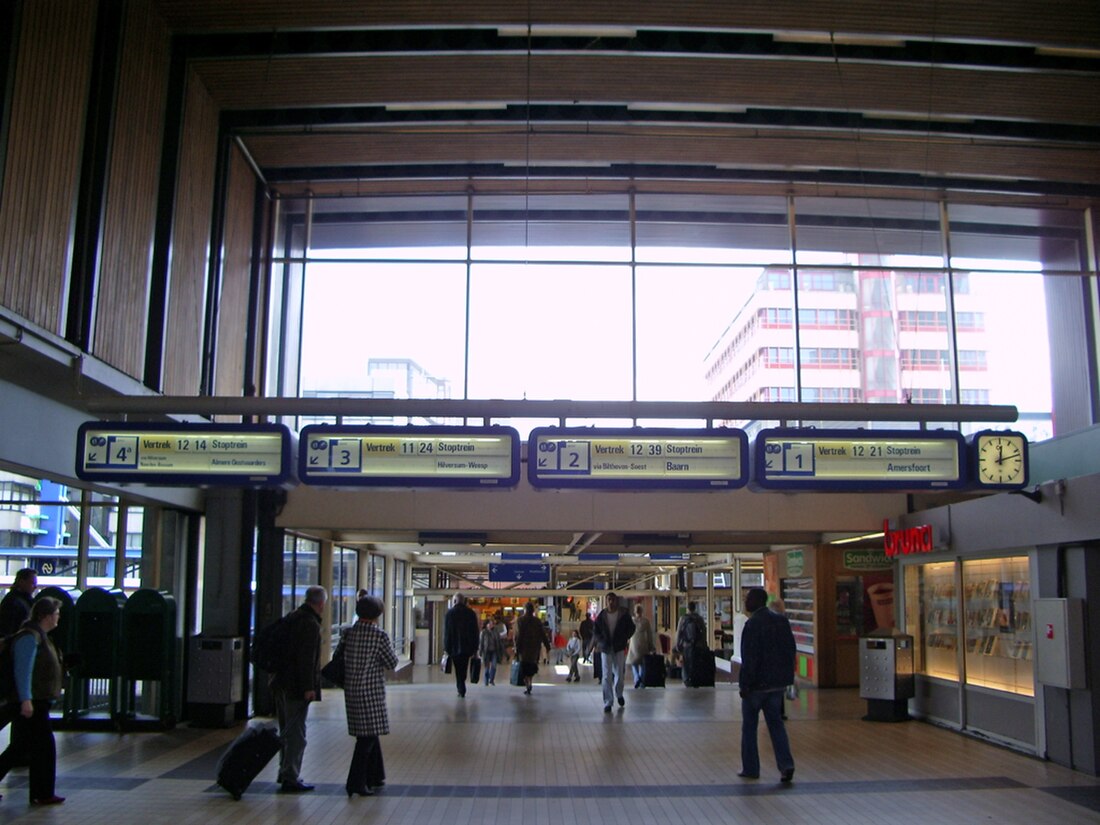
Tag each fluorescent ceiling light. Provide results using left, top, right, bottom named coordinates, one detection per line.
left=502, top=160, right=612, bottom=167
left=628, top=102, right=748, bottom=114
left=1035, top=46, right=1100, bottom=59
left=385, top=102, right=508, bottom=112
left=829, top=531, right=885, bottom=545
left=862, top=110, right=974, bottom=123
left=498, top=25, right=637, bottom=39
left=773, top=31, right=906, bottom=48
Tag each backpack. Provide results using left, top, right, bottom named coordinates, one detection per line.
left=683, top=614, right=704, bottom=647
left=250, top=615, right=291, bottom=673
left=0, top=629, right=35, bottom=704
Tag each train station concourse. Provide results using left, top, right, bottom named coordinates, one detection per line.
left=1, top=1, right=1100, bottom=820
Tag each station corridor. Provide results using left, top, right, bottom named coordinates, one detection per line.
left=0, top=662, right=1097, bottom=824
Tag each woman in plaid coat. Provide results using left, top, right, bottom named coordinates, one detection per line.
left=343, top=596, right=398, bottom=797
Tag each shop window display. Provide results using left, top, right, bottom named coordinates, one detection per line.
left=962, top=556, right=1033, bottom=697
left=904, top=562, right=959, bottom=681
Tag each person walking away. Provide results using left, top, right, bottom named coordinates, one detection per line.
left=592, top=592, right=635, bottom=712
left=564, top=630, right=583, bottom=682
left=514, top=602, right=551, bottom=695
left=271, top=585, right=326, bottom=793
left=738, top=587, right=796, bottom=783
left=478, top=618, right=502, bottom=685
left=626, top=603, right=656, bottom=688
left=0, top=568, right=37, bottom=759
left=578, top=613, right=594, bottom=662
left=443, top=593, right=480, bottom=697
left=0, top=597, right=65, bottom=804
left=343, top=596, right=398, bottom=797
left=675, top=601, right=708, bottom=687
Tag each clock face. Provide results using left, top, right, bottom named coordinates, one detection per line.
left=977, top=434, right=1026, bottom=485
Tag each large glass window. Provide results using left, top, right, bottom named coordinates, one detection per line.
left=282, top=534, right=320, bottom=616
left=467, top=263, right=633, bottom=400
left=332, top=546, right=359, bottom=631
left=279, top=192, right=1084, bottom=441
left=298, top=263, right=467, bottom=420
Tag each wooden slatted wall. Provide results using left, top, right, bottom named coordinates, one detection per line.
left=93, top=0, right=170, bottom=378
left=0, top=0, right=97, bottom=334
left=162, top=68, right=217, bottom=396
left=213, top=145, right=256, bottom=399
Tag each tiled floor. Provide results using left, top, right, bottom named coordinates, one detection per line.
left=1, top=661, right=1098, bottom=824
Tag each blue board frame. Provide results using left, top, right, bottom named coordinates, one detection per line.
left=298, top=424, right=521, bottom=488
left=76, top=421, right=292, bottom=486
left=528, top=426, right=749, bottom=490
left=751, top=427, right=968, bottom=491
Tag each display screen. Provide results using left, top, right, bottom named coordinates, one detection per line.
left=528, top=427, right=748, bottom=489
left=299, top=425, right=520, bottom=487
left=753, top=428, right=966, bottom=491
left=76, top=422, right=291, bottom=485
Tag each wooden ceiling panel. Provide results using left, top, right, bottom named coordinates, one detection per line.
left=193, top=53, right=1099, bottom=127
left=153, top=0, right=1100, bottom=51
left=242, top=129, right=1100, bottom=186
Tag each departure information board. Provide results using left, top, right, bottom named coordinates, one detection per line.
left=752, top=428, right=967, bottom=491
left=76, top=422, right=291, bottom=485
left=528, top=427, right=749, bottom=489
left=299, top=425, right=520, bottom=487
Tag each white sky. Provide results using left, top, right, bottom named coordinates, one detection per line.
left=298, top=248, right=1051, bottom=415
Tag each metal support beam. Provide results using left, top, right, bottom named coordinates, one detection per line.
left=82, top=395, right=1018, bottom=423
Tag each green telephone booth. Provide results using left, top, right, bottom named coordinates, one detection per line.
left=121, top=589, right=178, bottom=728
left=71, top=588, right=127, bottom=723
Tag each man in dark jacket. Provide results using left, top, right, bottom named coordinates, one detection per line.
left=592, top=592, right=635, bottom=713
left=675, top=601, right=709, bottom=687
left=738, top=587, right=796, bottom=783
left=273, top=585, right=326, bottom=793
left=0, top=568, right=37, bottom=637
left=443, top=593, right=480, bottom=697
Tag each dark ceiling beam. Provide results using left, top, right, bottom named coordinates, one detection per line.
left=259, top=161, right=1100, bottom=199
left=175, top=28, right=1100, bottom=74
left=223, top=104, right=1100, bottom=145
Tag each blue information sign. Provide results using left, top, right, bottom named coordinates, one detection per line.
left=489, top=563, right=550, bottom=583
left=76, top=422, right=292, bottom=486
left=752, top=428, right=967, bottom=491
left=299, top=425, right=520, bottom=487
left=528, top=427, right=749, bottom=489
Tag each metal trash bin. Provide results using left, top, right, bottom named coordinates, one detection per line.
left=860, top=633, right=914, bottom=722
left=187, top=636, right=244, bottom=727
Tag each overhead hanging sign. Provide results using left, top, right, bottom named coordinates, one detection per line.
left=76, top=422, right=292, bottom=485
left=299, top=425, right=520, bottom=487
left=489, top=562, right=550, bottom=583
left=752, top=428, right=966, bottom=491
left=527, top=427, right=749, bottom=489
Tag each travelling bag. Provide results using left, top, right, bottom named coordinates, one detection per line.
left=592, top=652, right=602, bottom=681
left=642, top=653, right=667, bottom=687
left=469, top=655, right=482, bottom=684
left=216, top=722, right=281, bottom=800
left=509, top=659, right=523, bottom=686
left=691, top=648, right=716, bottom=688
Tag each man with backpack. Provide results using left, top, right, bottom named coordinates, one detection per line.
left=270, top=586, right=326, bottom=793
left=675, top=601, right=710, bottom=687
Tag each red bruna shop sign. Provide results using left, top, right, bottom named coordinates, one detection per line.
left=883, top=519, right=939, bottom=557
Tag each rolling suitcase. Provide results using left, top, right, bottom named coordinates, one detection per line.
left=216, top=722, right=281, bottom=800
left=691, top=648, right=716, bottom=688
left=642, top=653, right=666, bottom=687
